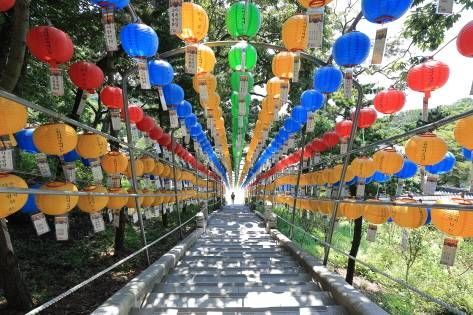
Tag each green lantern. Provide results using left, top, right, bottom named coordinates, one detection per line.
left=231, top=92, right=250, bottom=116
left=231, top=71, right=254, bottom=93
left=228, top=42, right=257, bottom=71
left=226, top=1, right=261, bottom=38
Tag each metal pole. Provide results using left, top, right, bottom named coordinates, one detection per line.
left=170, top=129, right=183, bottom=240
left=289, top=126, right=307, bottom=239
left=122, top=73, right=150, bottom=265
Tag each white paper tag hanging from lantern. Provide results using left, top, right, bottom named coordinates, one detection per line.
left=185, top=45, right=198, bottom=74
left=132, top=211, right=138, bottom=224
left=110, top=109, right=121, bottom=131
left=280, top=81, right=289, bottom=105
left=198, top=81, right=209, bottom=102
left=156, top=86, right=168, bottom=111
left=36, top=153, right=51, bottom=177
left=307, top=7, right=324, bottom=48
left=440, top=238, right=458, bottom=266
left=55, top=216, right=69, bottom=241
left=77, top=91, right=89, bottom=116
left=366, top=224, right=377, bottom=242
left=137, top=59, right=151, bottom=90
left=340, top=138, right=348, bottom=154
left=131, top=125, right=140, bottom=141
left=356, top=181, right=365, bottom=198
left=306, top=112, right=316, bottom=132
left=184, top=134, right=190, bottom=144
left=0, top=149, right=14, bottom=171
left=107, top=209, right=113, bottom=222
left=292, top=53, right=301, bottom=83
left=90, top=212, right=105, bottom=233
left=423, top=175, right=438, bottom=195
left=239, top=75, right=249, bottom=99
left=169, top=109, right=179, bottom=129
left=90, top=159, right=104, bottom=183
left=62, top=162, right=76, bottom=183
left=343, top=68, right=353, bottom=98
left=437, top=0, right=454, bottom=14
left=31, top=213, right=50, bottom=236
left=371, top=28, right=388, bottom=65
left=50, top=68, right=64, bottom=96
left=238, top=100, right=247, bottom=116
left=113, top=213, right=120, bottom=227
left=102, top=8, right=118, bottom=51
left=168, top=0, right=183, bottom=34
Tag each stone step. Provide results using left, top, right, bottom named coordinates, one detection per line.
left=175, top=259, right=300, bottom=269
left=141, top=292, right=335, bottom=309
left=164, top=273, right=313, bottom=285
left=184, top=252, right=291, bottom=259
left=170, top=266, right=305, bottom=276
left=192, top=243, right=279, bottom=250
left=185, top=248, right=286, bottom=255
left=153, top=282, right=322, bottom=294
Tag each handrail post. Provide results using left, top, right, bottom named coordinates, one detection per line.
left=170, top=129, right=183, bottom=240
left=289, top=126, right=307, bottom=239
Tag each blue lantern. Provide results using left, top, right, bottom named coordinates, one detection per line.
left=462, top=148, right=473, bottom=161
left=362, top=0, right=413, bottom=24
left=395, top=158, right=418, bottom=179
left=20, top=183, right=41, bottom=214
left=346, top=176, right=358, bottom=186
left=283, top=118, right=302, bottom=134
left=91, top=0, right=129, bottom=9
left=120, top=23, right=159, bottom=58
left=333, top=32, right=371, bottom=67
left=185, top=114, right=198, bottom=128
left=176, top=101, right=193, bottom=118
left=149, top=59, right=174, bottom=86
left=15, top=128, right=38, bottom=154
left=63, top=150, right=81, bottom=162
left=291, top=106, right=308, bottom=125
left=190, top=124, right=203, bottom=137
left=313, top=66, right=343, bottom=93
left=365, top=176, right=374, bottom=184
left=300, top=90, right=325, bottom=112
left=373, top=171, right=391, bottom=183
left=426, top=152, right=456, bottom=175
left=163, top=83, right=185, bottom=107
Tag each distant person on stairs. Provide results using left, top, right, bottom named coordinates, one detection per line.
left=231, top=192, right=235, bottom=204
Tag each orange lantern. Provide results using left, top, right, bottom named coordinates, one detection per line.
left=432, top=198, right=473, bottom=238
left=405, top=133, right=447, bottom=166
left=196, top=44, right=216, bottom=73
left=33, top=123, right=78, bottom=156
left=36, top=182, right=79, bottom=215
left=0, top=173, right=28, bottom=218
left=77, top=185, right=109, bottom=213
left=76, top=133, right=108, bottom=159
left=124, top=158, right=144, bottom=178
left=140, top=156, right=156, bottom=174
left=0, top=97, right=27, bottom=136
left=177, top=2, right=209, bottom=43
left=101, top=151, right=128, bottom=175
left=126, top=189, right=144, bottom=208
left=282, top=15, right=308, bottom=52
left=454, top=116, right=473, bottom=150
left=141, top=189, right=155, bottom=208
left=297, top=0, right=333, bottom=8
left=340, top=200, right=362, bottom=220
left=391, top=199, right=427, bottom=229
left=107, top=188, right=129, bottom=210
left=373, top=148, right=404, bottom=175
left=192, top=72, right=217, bottom=94
left=351, top=157, right=376, bottom=178
left=272, top=52, right=294, bottom=79
left=363, top=201, right=391, bottom=224
left=266, top=77, right=290, bottom=99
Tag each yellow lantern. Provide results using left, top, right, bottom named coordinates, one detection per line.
left=152, top=162, right=165, bottom=176
left=161, top=164, right=172, bottom=178
left=297, top=0, right=333, bottom=8
left=177, top=2, right=209, bottom=43
left=201, top=92, right=220, bottom=111
left=192, top=72, right=217, bottom=94
left=140, top=156, right=156, bottom=174
left=36, top=182, right=79, bottom=215
left=0, top=173, right=28, bottom=218
left=126, top=189, right=144, bottom=208
left=454, top=116, right=473, bottom=150
left=272, top=52, right=294, bottom=79
left=196, top=44, right=216, bottom=74
left=0, top=97, right=27, bottom=136
left=282, top=15, right=308, bottom=52
left=33, top=123, right=78, bottom=156
left=101, top=151, right=128, bottom=175
left=328, top=165, right=343, bottom=184
left=363, top=201, right=391, bottom=224
left=141, top=189, right=155, bottom=208
left=432, top=198, right=473, bottom=238
left=373, top=148, right=404, bottom=175
left=77, top=185, right=109, bottom=213
left=405, top=133, right=447, bottom=166
left=76, top=133, right=108, bottom=159
left=107, top=188, right=128, bottom=210
left=391, top=199, right=427, bottom=229
left=351, top=157, right=376, bottom=179
left=124, top=158, right=144, bottom=178
left=340, top=200, right=362, bottom=220
left=266, top=77, right=290, bottom=98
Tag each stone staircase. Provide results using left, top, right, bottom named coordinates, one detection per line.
left=130, top=205, right=348, bottom=315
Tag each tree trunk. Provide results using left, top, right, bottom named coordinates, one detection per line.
left=0, top=219, right=32, bottom=311
left=113, top=209, right=127, bottom=256
left=0, top=0, right=30, bottom=92
left=346, top=217, right=363, bottom=284
left=161, top=205, right=168, bottom=228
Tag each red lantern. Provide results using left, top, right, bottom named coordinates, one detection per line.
left=373, top=88, right=406, bottom=114
left=322, top=131, right=340, bottom=148
left=127, top=105, right=144, bottom=124
left=68, top=61, right=104, bottom=93
left=407, top=60, right=449, bottom=99
left=148, top=126, right=164, bottom=141
left=352, top=107, right=377, bottom=129
left=158, top=133, right=171, bottom=146
left=457, top=21, right=473, bottom=58
left=100, top=86, right=123, bottom=110
left=26, top=26, right=74, bottom=68
left=0, top=0, right=15, bottom=11
left=335, top=120, right=353, bottom=138
left=136, top=115, right=155, bottom=132
left=310, top=138, right=328, bottom=153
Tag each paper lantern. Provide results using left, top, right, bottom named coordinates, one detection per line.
left=391, top=199, right=427, bottom=229
left=405, top=133, right=447, bottom=166
left=195, top=44, right=216, bottom=73
left=177, top=2, right=209, bottom=43
left=76, top=133, right=108, bottom=159
left=322, top=132, right=340, bottom=148
left=373, top=148, right=404, bottom=175
left=333, top=32, right=371, bottom=67
left=158, top=133, right=171, bottom=146
left=432, top=198, right=473, bottom=237
left=457, top=20, right=473, bottom=57
left=335, top=120, right=353, bottom=139
left=162, top=83, right=185, bottom=108
left=36, top=182, right=79, bottom=215
left=124, top=158, right=144, bottom=178
left=107, top=188, right=128, bottom=210
left=351, top=157, right=376, bottom=178
left=266, top=77, right=290, bottom=98
left=0, top=173, right=28, bottom=218
left=127, top=105, right=144, bottom=124
left=309, top=138, right=328, bottom=153
left=340, top=200, right=363, bottom=220
left=363, top=201, right=390, bottom=224
left=462, top=148, right=473, bottom=161
left=149, top=59, right=174, bottom=86
left=136, top=115, right=155, bottom=132
left=226, top=1, right=262, bottom=38
left=454, top=116, right=473, bottom=150
left=0, top=96, right=28, bottom=136
left=395, top=159, right=418, bottom=179
left=126, top=189, right=144, bottom=208
left=15, top=128, right=38, bottom=153
left=282, top=15, right=308, bottom=52
left=297, top=0, right=332, bottom=8
left=373, top=88, right=406, bottom=114
left=78, top=185, right=109, bottom=213
left=68, top=61, right=104, bottom=93
left=291, top=106, right=308, bottom=124
left=228, top=42, right=257, bottom=71
left=140, top=156, right=155, bottom=174
left=120, top=23, right=158, bottom=57
left=407, top=60, right=449, bottom=99
left=300, top=89, right=325, bottom=112
left=91, top=0, right=129, bottom=8
left=26, top=26, right=74, bottom=68
left=149, top=126, right=164, bottom=141
left=373, top=171, right=391, bottom=183
left=192, top=72, right=217, bottom=94
left=426, top=152, right=456, bottom=175
left=33, top=123, right=78, bottom=156
left=176, top=101, right=193, bottom=119
left=231, top=71, right=254, bottom=92
left=101, top=151, right=128, bottom=175
left=272, top=52, right=294, bottom=79
left=313, top=66, right=343, bottom=93
left=141, top=189, right=155, bottom=207
left=0, top=0, right=15, bottom=11
left=351, top=107, right=377, bottom=129
left=361, top=0, right=413, bottom=24
left=100, top=86, right=123, bottom=110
